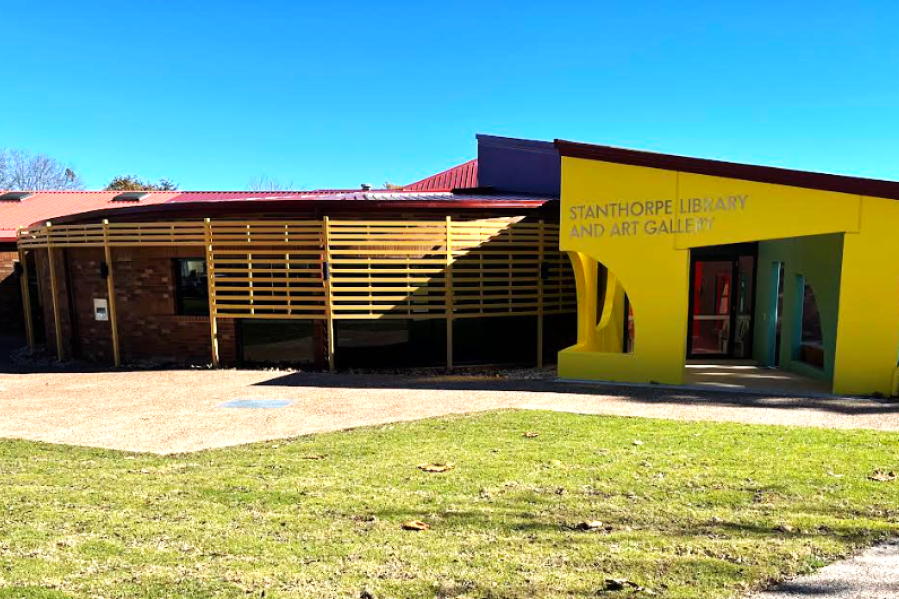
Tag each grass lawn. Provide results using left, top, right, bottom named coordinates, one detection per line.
left=0, top=411, right=897, bottom=599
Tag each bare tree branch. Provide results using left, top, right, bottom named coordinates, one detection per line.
left=0, top=149, right=8, bottom=189
left=246, top=175, right=298, bottom=192
left=0, top=149, right=85, bottom=190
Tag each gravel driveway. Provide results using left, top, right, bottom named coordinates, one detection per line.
left=1, top=364, right=899, bottom=453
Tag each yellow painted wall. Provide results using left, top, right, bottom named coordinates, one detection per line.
left=558, top=156, right=899, bottom=395
left=832, top=197, right=899, bottom=395
left=559, top=159, right=689, bottom=385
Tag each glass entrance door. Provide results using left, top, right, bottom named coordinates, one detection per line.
left=688, top=248, right=756, bottom=359
left=690, top=260, right=733, bottom=357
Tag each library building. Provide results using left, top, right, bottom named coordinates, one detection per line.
left=11, top=134, right=899, bottom=397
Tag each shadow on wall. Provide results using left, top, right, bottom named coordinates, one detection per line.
left=0, top=273, right=24, bottom=337
left=229, top=215, right=578, bottom=370
left=22, top=215, right=578, bottom=371
left=0, top=336, right=25, bottom=367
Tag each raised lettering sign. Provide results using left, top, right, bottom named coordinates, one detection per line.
left=568, top=195, right=748, bottom=239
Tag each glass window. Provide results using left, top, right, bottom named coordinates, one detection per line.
left=335, top=320, right=446, bottom=368
left=799, top=281, right=824, bottom=368
left=801, top=283, right=823, bottom=346
left=175, top=259, right=209, bottom=316
left=239, top=319, right=315, bottom=365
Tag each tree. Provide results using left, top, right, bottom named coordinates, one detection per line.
left=0, top=148, right=85, bottom=190
left=246, top=175, right=296, bottom=192
left=104, top=175, right=178, bottom=191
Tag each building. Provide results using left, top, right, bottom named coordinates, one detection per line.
left=17, top=134, right=898, bottom=397
left=14, top=135, right=577, bottom=369
left=1, top=191, right=182, bottom=339
left=556, top=139, right=899, bottom=397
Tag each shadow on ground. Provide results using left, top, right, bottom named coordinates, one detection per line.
left=255, top=371, right=899, bottom=416
left=4, top=336, right=899, bottom=418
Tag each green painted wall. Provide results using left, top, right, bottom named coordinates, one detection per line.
left=752, top=233, right=844, bottom=382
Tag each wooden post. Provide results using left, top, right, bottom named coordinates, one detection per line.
left=102, top=220, right=121, bottom=367
left=204, top=218, right=220, bottom=367
left=537, top=219, right=545, bottom=368
left=247, top=224, right=255, bottom=315
left=445, top=216, right=454, bottom=371
left=45, top=222, right=65, bottom=361
left=16, top=228, right=35, bottom=353
left=285, top=224, right=291, bottom=317
left=324, top=216, right=335, bottom=372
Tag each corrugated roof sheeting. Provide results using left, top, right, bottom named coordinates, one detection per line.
left=404, top=159, right=478, bottom=191
left=0, top=190, right=179, bottom=242
left=38, top=191, right=557, bottom=228
left=1, top=158, right=495, bottom=242
left=165, top=190, right=359, bottom=203
left=172, top=190, right=552, bottom=203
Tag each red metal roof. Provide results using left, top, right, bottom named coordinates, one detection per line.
left=404, top=159, right=478, bottom=191
left=0, top=189, right=364, bottom=241
left=165, top=190, right=361, bottom=203
left=0, top=190, right=180, bottom=243
left=44, top=191, right=555, bottom=227
left=0, top=160, right=486, bottom=241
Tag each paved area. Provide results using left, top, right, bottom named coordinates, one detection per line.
left=752, top=539, right=899, bottom=598
left=685, top=361, right=833, bottom=396
left=1, top=362, right=898, bottom=453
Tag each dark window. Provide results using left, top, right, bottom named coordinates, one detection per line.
left=454, top=315, right=537, bottom=366
left=800, top=282, right=823, bottom=347
left=175, top=259, right=209, bottom=316
left=799, top=281, right=824, bottom=369
left=335, top=319, right=446, bottom=369
left=239, top=319, right=315, bottom=366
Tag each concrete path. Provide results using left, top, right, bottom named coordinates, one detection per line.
left=753, top=539, right=899, bottom=598
left=1, top=365, right=898, bottom=453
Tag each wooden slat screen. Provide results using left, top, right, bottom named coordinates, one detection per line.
left=18, top=217, right=575, bottom=321
left=208, top=221, right=326, bottom=319
left=329, top=220, right=450, bottom=319
left=17, top=222, right=206, bottom=248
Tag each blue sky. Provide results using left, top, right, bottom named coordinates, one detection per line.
left=1, top=1, right=897, bottom=190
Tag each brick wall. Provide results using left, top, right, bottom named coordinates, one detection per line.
left=0, top=245, right=24, bottom=338
left=35, top=246, right=236, bottom=366
left=35, top=248, right=74, bottom=355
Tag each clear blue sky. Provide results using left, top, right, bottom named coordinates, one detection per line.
left=1, top=1, right=897, bottom=190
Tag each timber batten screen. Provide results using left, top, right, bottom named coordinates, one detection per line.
left=208, top=221, right=327, bottom=319
left=18, top=216, right=575, bottom=366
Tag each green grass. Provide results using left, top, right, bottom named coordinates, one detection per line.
left=0, top=411, right=897, bottom=598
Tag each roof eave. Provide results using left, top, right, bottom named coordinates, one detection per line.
left=30, top=198, right=553, bottom=228
left=554, top=139, right=899, bottom=201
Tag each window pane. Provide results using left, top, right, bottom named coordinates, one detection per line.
left=239, top=320, right=315, bottom=365
left=335, top=320, right=446, bottom=368
left=799, top=282, right=824, bottom=368
left=176, top=259, right=209, bottom=316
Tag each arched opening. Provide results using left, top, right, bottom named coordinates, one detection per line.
left=623, top=292, right=635, bottom=354
left=569, top=252, right=634, bottom=354
left=594, top=265, right=635, bottom=354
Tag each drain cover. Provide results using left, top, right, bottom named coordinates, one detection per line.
left=218, top=399, right=294, bottom=409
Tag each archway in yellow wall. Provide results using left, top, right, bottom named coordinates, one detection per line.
left=556, top=142, right=899, bottom=396
left=560, top=241, right=691, bottom=386
left=565, top=250, right=635, bottom=356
